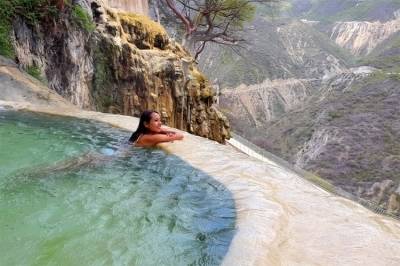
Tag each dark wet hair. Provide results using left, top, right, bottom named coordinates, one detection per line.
left=129, top=110, right=158, bottom=143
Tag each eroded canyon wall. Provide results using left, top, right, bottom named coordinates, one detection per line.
left=330, top=16, right=400, bottom=56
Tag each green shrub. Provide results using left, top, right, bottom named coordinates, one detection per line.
left=71, top=5, right=95, bottom=33
left=26, top=64, right=42, bottom=80
left=0, top=0, right=14, bottom=57
left=0, top=24, right=14, bottom=57
left=328, top=111, right=343, bottom=120
left=0, top=0, right=59, bottom=58
left=2, top=0, right=59, bottom=25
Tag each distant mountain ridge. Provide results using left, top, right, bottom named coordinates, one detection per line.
left=285, top=0, right=400, bottom=22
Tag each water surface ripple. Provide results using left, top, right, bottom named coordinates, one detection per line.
left=0, top=110, right=236, bottom=265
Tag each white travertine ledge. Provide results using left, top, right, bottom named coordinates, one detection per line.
left=1, top=99, right=400, bottom=266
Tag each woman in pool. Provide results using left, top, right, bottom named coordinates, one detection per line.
left=129, top=110, right=184, bottom=147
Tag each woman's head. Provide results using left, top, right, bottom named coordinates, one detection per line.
left=129, top=110, right=161, bottom=142
left=142, top=111, right=162, bottom=133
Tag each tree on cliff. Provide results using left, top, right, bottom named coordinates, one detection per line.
left=157, top=0, right=278, bottom=59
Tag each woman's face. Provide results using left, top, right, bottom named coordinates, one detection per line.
left=145, top=112, right=162, bottom=133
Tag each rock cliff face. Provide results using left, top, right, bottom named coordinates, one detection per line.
left=330, top=17, right=400, bottom=55
left=10, top=0, right=229, bottom=142
left=12, top=14, right=94, bottom=109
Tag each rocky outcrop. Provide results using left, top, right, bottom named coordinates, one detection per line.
left=9, top=0, right=229, bottom=142
left=330, top=17, right=400, bottom=55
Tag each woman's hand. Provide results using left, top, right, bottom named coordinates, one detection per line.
left=166, top=131, right=176, bottom=137
left=160, top=127, right=176, bottom=136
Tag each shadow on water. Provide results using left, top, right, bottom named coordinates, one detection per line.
left=0, top=110, right=236, bottom=266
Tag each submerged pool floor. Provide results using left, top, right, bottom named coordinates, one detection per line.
left=0, top=110, right=236, bottom=265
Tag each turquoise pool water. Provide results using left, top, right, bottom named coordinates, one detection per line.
left=0, top=110, right=236, bottom=265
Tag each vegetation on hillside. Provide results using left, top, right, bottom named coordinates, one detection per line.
left=26, top=64, right=43, bottom=80
left=0, top=0, right=56, bottom=57
left=0, top=0, right=95, bottom=57
left=71, top=4, right=95, bottom=32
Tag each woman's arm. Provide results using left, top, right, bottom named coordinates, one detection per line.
left=159, top=126, right=177, bottom=135
left=138, top=131, right=184, bottom=147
